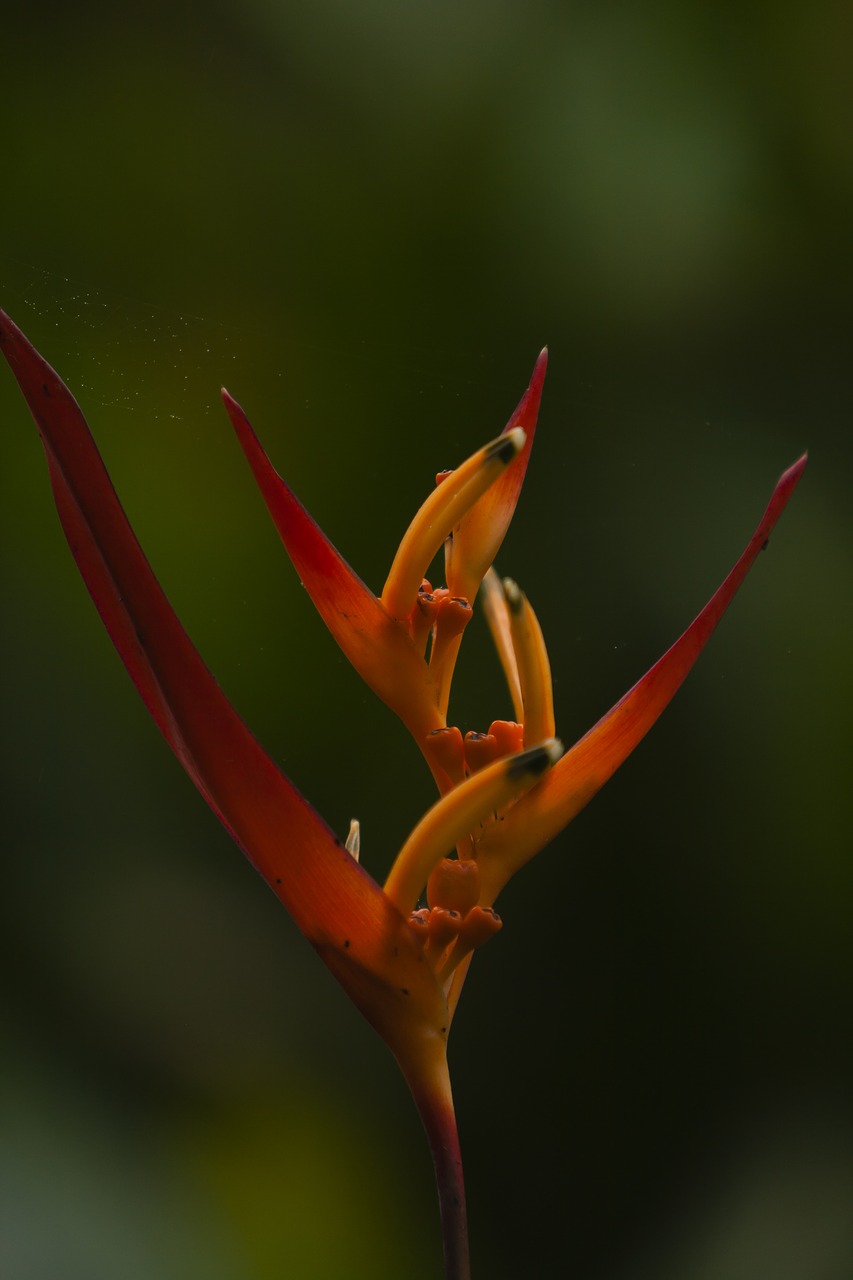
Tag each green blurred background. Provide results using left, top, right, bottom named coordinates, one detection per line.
left=2, top=2, right=851, bottom=1277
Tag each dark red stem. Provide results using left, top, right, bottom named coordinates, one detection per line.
left=404, top=1050, right=470, bottom=1280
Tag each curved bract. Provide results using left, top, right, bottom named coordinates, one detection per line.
left=0, top=309, right=445, bottom=1065
left=474, top=453, right=807, bottom=903
left=221, top=388, right=445, bottom=744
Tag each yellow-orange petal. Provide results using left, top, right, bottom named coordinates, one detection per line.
left=429, top=595, right=474, bottom=722
left=476, top=454, right=808, bottom=901
left=480, top=568, right=524, bottom=720
left=384, top=739, right=563, bottom=916
left=381, top=428, right=526, bottom=623
left=502, top=578, right=556, bottom=747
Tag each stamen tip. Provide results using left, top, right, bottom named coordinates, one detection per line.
left=502, top=577, right=523, bottom=613
left=345, top=818, right=361, bottom=861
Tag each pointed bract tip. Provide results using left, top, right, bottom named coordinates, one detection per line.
left=781, top=452, right=808, bottom=485
left=528, top=346, right=548, bottom=388
left=762, top=452, right=808, bottom=525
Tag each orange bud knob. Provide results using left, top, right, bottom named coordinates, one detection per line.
left=426, top=856, right=481, bottom=914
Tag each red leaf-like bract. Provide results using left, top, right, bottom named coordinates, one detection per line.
left=478, top=451, right=807, bottom=897
left=221, top=388, right=443, bottom=742
left=0, top=310, right=425, bottom=982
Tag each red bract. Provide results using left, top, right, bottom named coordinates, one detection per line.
left=1, top=307, right=806, bottom=1280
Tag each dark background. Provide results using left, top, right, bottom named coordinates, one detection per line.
left=2, top=3, right=851, bottom=1277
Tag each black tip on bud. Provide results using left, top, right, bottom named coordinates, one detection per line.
left=505, top=738, right=563, bottom=780
left=487, top=426, right=526, bottom=467
left=502, top=577, right=523, bottom=614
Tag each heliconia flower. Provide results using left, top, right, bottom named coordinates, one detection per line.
left=1, top=306, right=805, bottom=1280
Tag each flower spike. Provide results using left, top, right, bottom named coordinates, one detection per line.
left=475, top=452, right=808, bottom=902
left=3, top=306, right=805, bottom=1280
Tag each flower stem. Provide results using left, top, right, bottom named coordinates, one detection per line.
left=404, top=1048, right=470, bottom=1280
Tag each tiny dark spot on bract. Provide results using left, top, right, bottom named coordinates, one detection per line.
left=42, top=382, right=53, bottom=397
left=761, top=537, right=769, bottom=551
left=275, top=877, right=282, bottom=885
left=344, top=939, right=350, bottom=948
left=400, top=987, right=409, bottom=996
